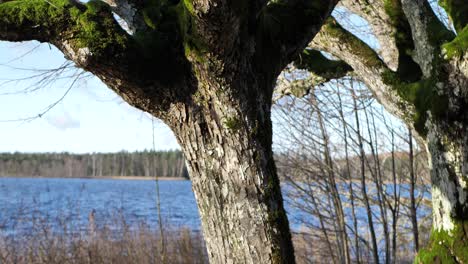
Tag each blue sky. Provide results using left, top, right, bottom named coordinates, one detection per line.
left=0, top=41, right=180, bottom=153
left=0, top=7, right=421, bottom=154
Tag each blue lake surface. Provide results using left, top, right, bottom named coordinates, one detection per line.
left=0, top=177, right=202, bottom=235
left=0, top=177, right=314, bottom=235
left=0, top=177, right=430, bottom=237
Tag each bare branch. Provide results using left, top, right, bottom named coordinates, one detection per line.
left=0, top=70, right=86, bottom=123
left=0, top=61, right=76, bottom=95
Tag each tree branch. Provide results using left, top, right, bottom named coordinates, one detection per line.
left=339, top=0, right=400, bottom=71
left=0, top=0, right=72, bottom=42
left=401, top=0, right=455, bottom=77
left=255, top=0, right=339, bottom=77
left=0, top=0, right=192, bottom=117
left=274, top=69, right=332, bottom=101
left=0, top=0, right=135, bottom=64
left=439, top=0, right=467, bottom=32
left=294, top=49, right=352, bottom=79
left=378, top=0, right=423, bottom=82
left=340, top=0, right=428, bottom=82
left=101, top=0, right=146, bottom=34
left=310, top=18, right=416, bottom=128
left=274, top=49, right=353, bottom=101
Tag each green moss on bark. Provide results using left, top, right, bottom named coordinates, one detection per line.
left=0, top=0, right=129, bottom=56
left=0, top=0, right=73, bottom=24
left=415, top=221, right=468, bottom=263
left=439, top=0, right=468, bottom=32
left=382, top=71, right=448, bottom=136
left=321, top=19, right=383, bottom=69
left=72, top=0, right=129, bottom=54
left=442, top=26, right=468, bottom=59
left=380, top=0, right=459, bottom=137
left=294, top=49, right=352, bottom=79
left=383, top=0, right=423, bottom=82
left=162, top=0, right=207, bottom=63
left=223, top=116, right=242, bottom=132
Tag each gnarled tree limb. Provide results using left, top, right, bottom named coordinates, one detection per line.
left=273, top=49, right=352, bottom=101
left=310, top=18, right=419, bottom=131
left=401, top=0, right=454, bottom=77
left=339, top=0, right=400, bottom=70
left=294, top=49, right=352, bottom=79
left=0, top=0, right=194, bottom=117
left=439, top=0, right=467, bottom=32
left=255, top=0, right=339, bottom=77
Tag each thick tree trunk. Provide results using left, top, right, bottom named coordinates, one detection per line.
left=165, top=68, right=295, bottom=263
left=415, top=120, right=468, bottom=263
left=414, top=55, right=468, bottom=262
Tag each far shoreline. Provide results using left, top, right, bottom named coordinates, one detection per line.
left=0, top=175, right=189, bottom=181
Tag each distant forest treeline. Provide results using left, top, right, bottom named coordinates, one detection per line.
left=0, top=151, right=189, bottom=179
left=0, top=150, right=428, bottom=182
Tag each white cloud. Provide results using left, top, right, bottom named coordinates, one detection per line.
left=46, top=111, right=80, bottom=130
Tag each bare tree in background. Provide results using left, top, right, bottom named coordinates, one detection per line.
left=274, top=79, right=432, bottom=263
left=408, top=128, right=420, bottom=252
left=275, top=0, right=467, bottom=260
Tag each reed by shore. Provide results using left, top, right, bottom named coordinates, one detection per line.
left=0, top=175, right=188, bottom=181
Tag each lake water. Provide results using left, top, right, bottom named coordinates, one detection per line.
left=0, top=177, right=314, bottom=236
left=0, top=177, right=202, bottom=235
left=0, top=177, right=430, bottom=237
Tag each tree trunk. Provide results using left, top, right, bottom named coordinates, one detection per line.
left=408, top=128, right=419, bottom=252
left=165, top=68, right=295, bottom=263
left=413, top=53, right=468, bottom=262
left=415, top=118, right=468, bottom=262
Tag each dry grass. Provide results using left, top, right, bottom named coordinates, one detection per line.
left=291, top=221, right=431, bottom=264
left=0, top=193, right=430, bottom=264
left=0, top=209, right=208, bottom=264
left=0, top=228, right=207, bottom=264
left=0, top=214, right=427, bottom=264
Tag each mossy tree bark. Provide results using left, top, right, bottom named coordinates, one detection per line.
left=0, top=0, right=339, bottom=262
left=287, top=0, right=467, bottom=262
